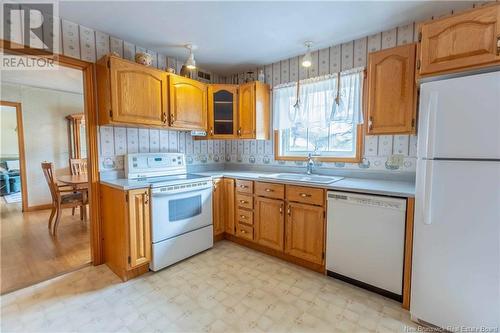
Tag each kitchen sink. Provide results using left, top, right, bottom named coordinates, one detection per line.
left=259, top=173, right=343, bottom=184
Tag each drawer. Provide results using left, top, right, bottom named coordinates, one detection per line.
left=236, top=208, right=253, bottom=225
left=286, top=185, right=324, bottom=206
left=236, top=179, right=253, bottom=194
left=236, top=193, right=253, bottom=210
left=236, top=223, right=253, bottom=241
left=255, top=182, right=284, bottom=199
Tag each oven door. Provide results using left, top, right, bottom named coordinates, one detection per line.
left=151, top=186, right=212, bottom=243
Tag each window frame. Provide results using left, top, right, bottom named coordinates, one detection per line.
left=273, top=72, right=366, bottom=163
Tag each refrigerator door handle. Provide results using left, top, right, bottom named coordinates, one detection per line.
left=422, top=161, right=434, bottom=225
left=425, top=92, right=439, bottom=159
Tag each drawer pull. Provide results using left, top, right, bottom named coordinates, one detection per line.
left=239, top=200, right=248, bottom=204
left=299, top=193, right=312, bottom=198
left=240, top=215, right=247, bottom=219
left=240, top=229, right=246, bottom=234
left=239, top=185, right=248, bottom=189
left=265, top=188, right=273, bottom=192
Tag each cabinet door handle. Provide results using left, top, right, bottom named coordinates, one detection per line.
left=162, top=112, right=167, bottom=124
left=170, top=113, right=175, bottom=125
left=144, top=192, right=149, bottom=205
left=287, top=205, right=291, bottom=216
left=299, top=193, right=311, bottom=198
left=209, top=127, right=214, bottom=136
left=237, top=127, right=242, bottom=136
left=280, top=204, right=283, bottom=214
left=265, top=188, right=273, bottom=192
left=368, top=116, right=373, bottom=130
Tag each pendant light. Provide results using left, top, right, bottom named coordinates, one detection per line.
left=184, top=44, right=196, bottom=70
left=301, top=41, right=313, bottom=68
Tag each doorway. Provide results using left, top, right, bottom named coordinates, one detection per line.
left=0, top=59, right=95, bottom=294
left=0, top=101, right=27, bottom=212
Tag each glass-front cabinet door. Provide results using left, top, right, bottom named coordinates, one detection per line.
left=207, top=84, right=238, bottom=138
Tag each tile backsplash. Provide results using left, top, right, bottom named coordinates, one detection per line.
left=98, top=126, right=417, bottom=175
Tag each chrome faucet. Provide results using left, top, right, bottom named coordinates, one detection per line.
left=306, top=153, right=314, bottom=175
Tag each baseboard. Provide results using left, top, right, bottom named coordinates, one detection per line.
left=26, top=204, right=53, bottom=211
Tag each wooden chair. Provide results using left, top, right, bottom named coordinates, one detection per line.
left=69, top=158, right=88, bottom=216
left=41, top=162, right=88, bottom=236
left=70, top=158, right=87, bottom=176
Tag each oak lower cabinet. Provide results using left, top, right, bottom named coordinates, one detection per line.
left=367, top=43, right=417, bottom=134
left=285, top=202, right=325, bottom=265
left=223, top=178, right=236, bottom=235
left=169, top=75, right=208, bottom=130
left=418, top=3, right=500, bottom=77
left=212, top=178, right=225, bottom=237
left=213, top=178, right=236, bottom=238
left=255, top=196, right=285, bottom=251
left=96, top=55, right=168, bottom=127
left=100, top=184, right=151, bottom=281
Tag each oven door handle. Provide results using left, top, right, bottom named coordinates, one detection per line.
left=151, top=186, right=212, bottom=196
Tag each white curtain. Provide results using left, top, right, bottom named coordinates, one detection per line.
left=273, top=68, right=364, bottom=130
left=331, top=68, right=364, bottom=124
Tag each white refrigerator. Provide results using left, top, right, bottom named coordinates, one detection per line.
left=411, top=70, right=500, bottom=329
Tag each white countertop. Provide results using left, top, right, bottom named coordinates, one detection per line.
left=100, top=170, right=415, bottom=197
left=194, top=171, right=415, bottom=198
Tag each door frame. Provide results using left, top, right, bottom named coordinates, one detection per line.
left=1, top=40, right=103, bottom=265
left=0, top=101, right=27, bottom=212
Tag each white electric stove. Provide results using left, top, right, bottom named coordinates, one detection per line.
left=125, top=153, right=213, bottom=271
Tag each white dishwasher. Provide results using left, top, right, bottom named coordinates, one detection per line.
left=326, top=191, right=407, bottom=301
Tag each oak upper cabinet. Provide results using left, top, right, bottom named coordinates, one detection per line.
left=208, top=85, right=238, bottom=138
left=418, top=4, right=500, bottom=77
left=127, top=189, right=152, bottom=268
left=367, top=43, right=417, bottom=134
left=212, top=178, right=225, bottom=237
left=285, top=202, right=324, bottom=265
left=223, top=178, right=236, bottom=235
left=96, top=55, right=168, bottom=127
left=100, top=184, right=151, bottom=281
left=169, top=75, right=208, bottom=130
left=238, top=81, right=270, bottom=140
left=255, top=196, right=284, bottom=251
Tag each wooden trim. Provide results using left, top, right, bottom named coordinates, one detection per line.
left=273, top=125, right=363, bottom=163
left=1, top=41, right=103, bottom=265
left=214, top=233, right=225, bottom=242
left=0, top=101, right=28, bottom=212
left=402, top=197, right=415, bottom=310
left=224, top=233, right=325, bottom=273
left=25, top=203, right=53, bottom=212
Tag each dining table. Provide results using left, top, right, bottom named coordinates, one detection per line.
left=57, top=174, right=88, bottom=187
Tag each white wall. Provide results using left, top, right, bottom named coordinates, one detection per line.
left=1, top=83, right=84, bottom=207
left=0, top=106, right=19, bottom=158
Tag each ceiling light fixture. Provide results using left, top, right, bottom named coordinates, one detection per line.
left=301, top=41, right=313, bottom=68
left=184, top=44, right=197, bottom=70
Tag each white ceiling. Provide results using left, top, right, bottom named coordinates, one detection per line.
left=1, top=65, right=83, bottom=94
left=59, top=1, right=478, bottom=75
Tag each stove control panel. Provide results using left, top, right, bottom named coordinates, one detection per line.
left=125, top=153, right=186, bottom=179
